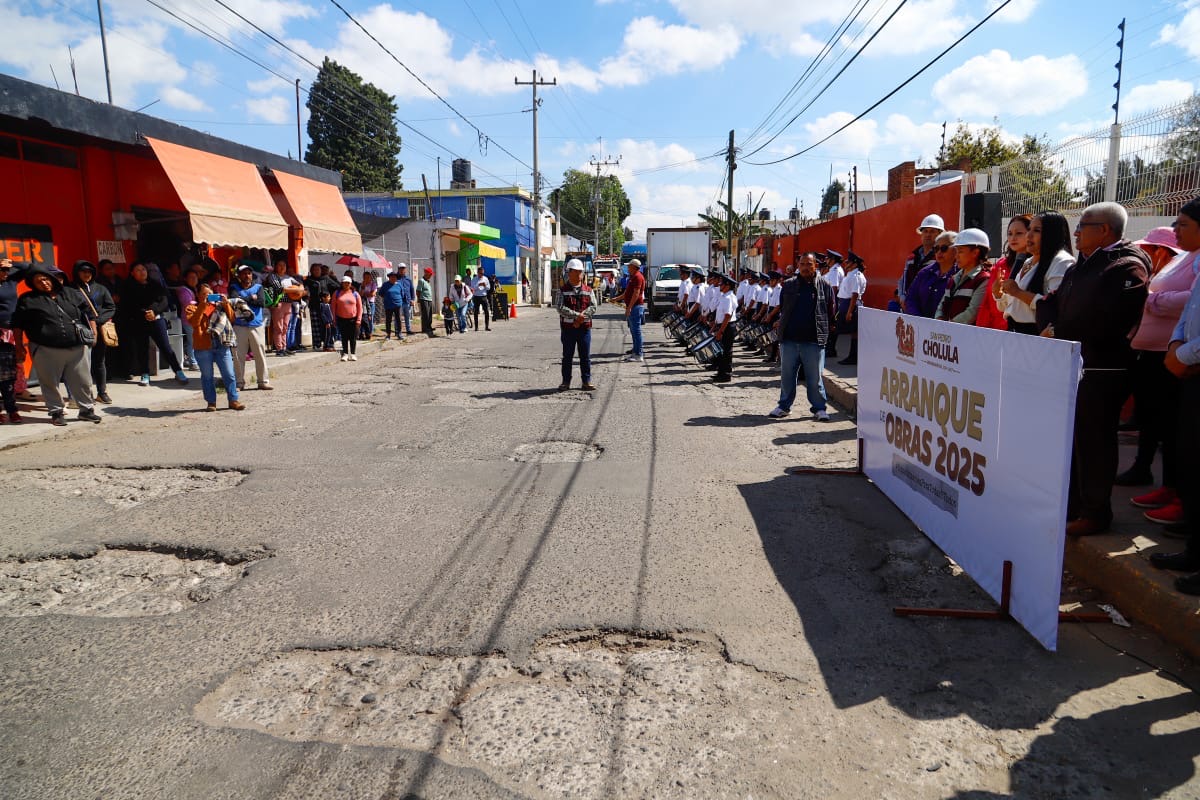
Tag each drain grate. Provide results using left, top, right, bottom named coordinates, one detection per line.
left=511, top=441, right=603, bottom=463
left=0, top=545, right=265, bottom=617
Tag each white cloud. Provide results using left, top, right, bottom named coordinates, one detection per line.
left=805, top=111, right=880, bottom=154
left=1123, top=80, right=1196, bottom=114
left=245, top=96, right=291, bottom=123
left=1158, top=4, right=1200, bottom=60
left=161, top=86, right=211, bottom=112
left=857, top=0, right=972, bottom=57
left=596, top=17, right=740, bottom=87
left=988, top=0, right=1040, bottom=23
left=246, top=76, right=280, bottom=94
left=932, top=50, right=1087, bottom=117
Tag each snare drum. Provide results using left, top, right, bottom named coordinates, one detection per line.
left=683, top=323, right=709, bottom=349
left=688, top=335, right=724, bottom=365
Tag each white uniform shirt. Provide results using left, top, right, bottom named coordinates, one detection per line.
left=767, top=283, right=782, bottom=307
left=715, top=289, right=737, bottom=324
left=687, top=281, right=707, bottom=306
left=736, top=279, right=751, bottom=305
left=677, top=279, right=691, bottom=304
left=700, top=284, right=717, bottom=314
left=837, top=268, right=867, bottom=300
left=826, top=264, right=844, bottom=291
left=752, top=284, right=768, bottom=305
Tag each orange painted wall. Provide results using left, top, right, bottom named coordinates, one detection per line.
left=789, top=184, right=961, bottom=310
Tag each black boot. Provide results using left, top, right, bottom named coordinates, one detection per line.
left=839, top=339, right=857, bottom=365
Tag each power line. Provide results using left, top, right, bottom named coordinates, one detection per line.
left=741, top=0, right=910, bottom=161
left=745, top=0, right=1015, bottom=167
left=326, top=0, right=534, bottom=172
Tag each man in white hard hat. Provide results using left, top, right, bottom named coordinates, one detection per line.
left=898, top=213, right=945, bottom=303
left=556, top=258, right=598, bottom=391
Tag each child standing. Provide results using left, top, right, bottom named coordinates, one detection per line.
left=442, top=296, right=456, bottom=335
left=319, top=293, right=336, bottom=352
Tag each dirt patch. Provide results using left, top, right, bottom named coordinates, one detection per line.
left=195, top=629, right=809, bottom=799
left=4, top=466, right=247, bottom=510
left=0, top=545, right=265, bottom=617
left=511, top=441, right=603, bottom=463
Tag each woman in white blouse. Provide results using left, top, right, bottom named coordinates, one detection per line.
left=997, top=211, right=1076, bottom=335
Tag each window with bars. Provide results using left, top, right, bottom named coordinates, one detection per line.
left=467, top=196, right=485, bottom=222
left=408, top=199, right=427, bottom=220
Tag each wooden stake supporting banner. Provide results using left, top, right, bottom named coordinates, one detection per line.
left=894, top=560, right=1114, bottom=625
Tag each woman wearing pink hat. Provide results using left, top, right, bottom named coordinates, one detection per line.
left=1118, top=225, right=1196, bottom=526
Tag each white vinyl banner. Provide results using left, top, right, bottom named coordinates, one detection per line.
left=857, top=308, right=1083, bottom=650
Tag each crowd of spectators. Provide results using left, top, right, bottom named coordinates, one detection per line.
left=892, top=198, right=1200, bottom=596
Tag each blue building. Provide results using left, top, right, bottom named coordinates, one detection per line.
left=343, top=187, right=535, bottom=286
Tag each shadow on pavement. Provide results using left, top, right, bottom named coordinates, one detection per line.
left=771, top=427, right=857, bottom=447
left=738, top=471, right=1200, bottom=796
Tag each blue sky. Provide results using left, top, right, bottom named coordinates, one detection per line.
left=4, top=0, right=1200, bottom=237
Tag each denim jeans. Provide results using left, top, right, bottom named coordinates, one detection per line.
left=778, top=339, right=827, bottom=413
left=180, top=320, right=195, bottom=366
left=402, top=303, right=414, bottom=334
left=195, top=345, right=239, bottom=405
left=627, top=304, right=645, bottom=355
left=560, top=325, right=591, bottom=384
left=455, top=304, right=469, bottom=332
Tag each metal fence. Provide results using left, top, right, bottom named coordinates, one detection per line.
left=986, top=96, right=1200, bottom=220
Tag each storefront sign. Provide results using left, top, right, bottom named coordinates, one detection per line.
left=96, top=240, right=127, bottom=263
left=857, top=308, right=1083, bottom=650
left=0, top=223, right=54, bottom=266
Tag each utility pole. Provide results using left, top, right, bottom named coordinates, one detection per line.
left=1105, top=18, right=1126, bottom=202
left=295, top=79, right=302, bottom=160
left=852, top=166, right=859, bottom=213
left=97, top=0, right=113, bottom=104
left=589, top=153, right=621, bottom=259
left=515, top=70, right=556, bottom=304
left=726, top=130, right=736, bottom=272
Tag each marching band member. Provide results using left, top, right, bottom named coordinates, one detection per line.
left=673, top=265, right=692, bottom=312
left=683, top=267, right=709, bottom=321
left=711, top=273, right=738, bottom=383
left=736, top=267, right=753, bottom=311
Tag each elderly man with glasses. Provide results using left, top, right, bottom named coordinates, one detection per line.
left=1038, top=202, right=1150, bottom=538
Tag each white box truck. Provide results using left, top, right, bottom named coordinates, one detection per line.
left=646, top=227, right=711, bottom=319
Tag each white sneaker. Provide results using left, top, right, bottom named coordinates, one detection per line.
left=768, top=407, right=790, bottom=418
left=349, top=354, right=358, bottom=361
left=816, top=409, right=831, bottom=422
left=340, top=354, right=349, bottom=362
left=622, top=354, right=643, bottom=362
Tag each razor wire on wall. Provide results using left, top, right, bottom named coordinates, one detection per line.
left=989, top=95, right=1200, bottom=219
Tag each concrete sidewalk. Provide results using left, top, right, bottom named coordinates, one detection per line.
left=820, top=361, right=1200, bottom=662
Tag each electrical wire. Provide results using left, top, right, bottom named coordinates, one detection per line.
left=740, top=0, right=910, bottom=161
left=326, top=0, right=534, bottom=172
left=744, top=0, right=1015, bottom=167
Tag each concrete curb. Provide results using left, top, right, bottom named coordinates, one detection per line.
left=824, top=376, right=1200, bottom=662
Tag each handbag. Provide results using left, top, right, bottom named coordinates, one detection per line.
left=54, top=293, right=96, bottom=347
left=79, top=289, right=118, bottom=346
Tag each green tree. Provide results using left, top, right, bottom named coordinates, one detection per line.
left=819, top=180, right=844, bottom=219
left=305, top=58, right=402, bottom=192
left=1083, top=155, right=1162, bottom=208
left=549, top=169, right=631, bottom=252
left=1164, top=93, right=1200, bottom=164
left=1004, top=134, right=1071, bottom=213
left=940, top=123, right=1021, bottom=171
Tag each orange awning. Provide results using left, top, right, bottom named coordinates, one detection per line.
left=145, top=137, right=288, bottom=249
left=270, top=170, right=362, bottom=255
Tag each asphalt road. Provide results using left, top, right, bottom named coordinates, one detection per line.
left=1, top=305, right=1198, bottom=799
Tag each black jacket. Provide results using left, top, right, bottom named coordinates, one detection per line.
left=1038, top=240, right=1149, bottom=369
left=75, top=280, right=115, bottom=325
left=117, top=277, right=170, bottom=322
left=12, top=272, right=90, bottom=348
left=778, top=273, right=836, bottom=346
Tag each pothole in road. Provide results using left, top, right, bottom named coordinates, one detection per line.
left=510, top=441, right=603, bottom=463
left=0, top=544, right=267, bottom=617
left=195, top=629, right=806, bottom=799
left=4, top=466, right=247, bottom=510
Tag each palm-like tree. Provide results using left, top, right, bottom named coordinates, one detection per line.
left=699, top=200, right=771, bottom=248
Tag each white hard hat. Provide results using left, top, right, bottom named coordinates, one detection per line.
left=566, top=258, right=585, bottom=272
left=917, top=214, right=946, bottom=233
left=954, top=227, right=990, bottom=249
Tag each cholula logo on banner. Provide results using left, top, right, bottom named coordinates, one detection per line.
left=895, top=317, right=915, bottom=358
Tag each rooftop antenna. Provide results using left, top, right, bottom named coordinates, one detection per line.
left=68, top=46, right=80, bottom=95
left=49, top=64, right=61, bottom=91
